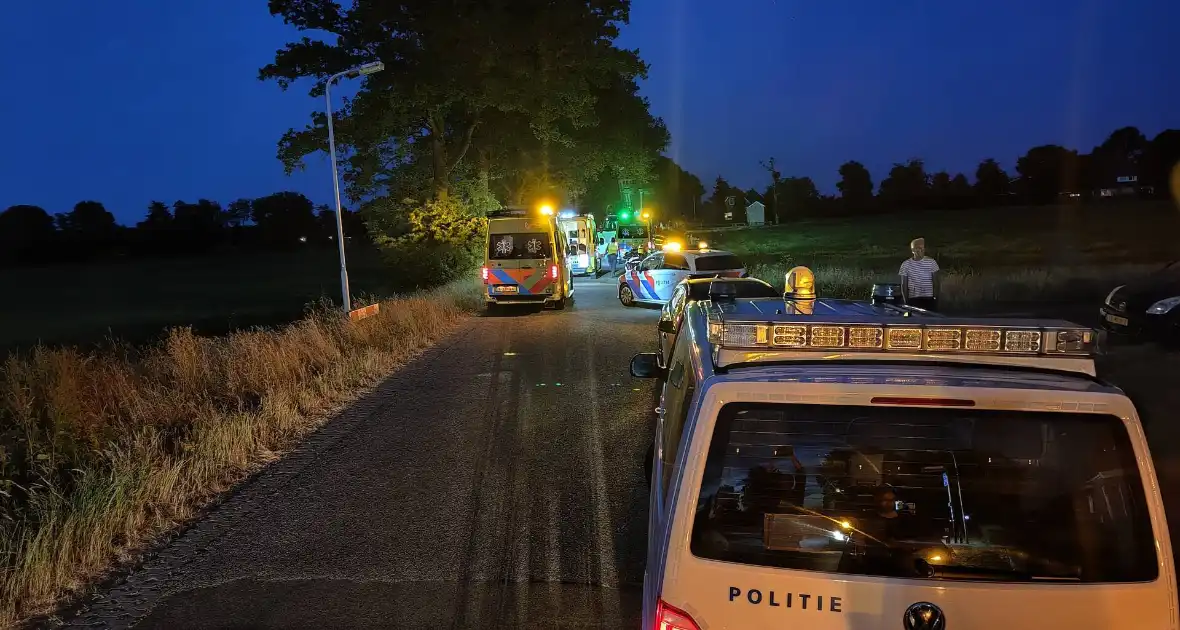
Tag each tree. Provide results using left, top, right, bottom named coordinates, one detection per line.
left=0, top=205, right=56, bottom=264
left=705, top=176, right=739, bottom=224
left=1015, top=145, right=1079, bottom=203
left=949, top=173, right=972, bottom=208
left=261, top=0, right=646, bottom=203
left=1144, top=129, right=1180, bottom=197
left=251, top=192, right=318, bottom=247
left=774, top=176, right=820, bottom=218
left=55, top=201, right=117, bottom=238
left=223, top=198, right=253, bottom=228
left=137, top=201, right=173, bottom=231
left=760, top=157, right=782, bottom=223
left=1092, top=126, right=1148, bottom=186
left=974, top=158, right=1010, bottom=202
left=878, top=159, right=929, bottom=209
left=646, top=155, right=705, bottom=221
left=836, top=161, right=874, bottom=210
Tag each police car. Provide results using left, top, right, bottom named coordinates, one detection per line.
left=657, top=277, right=779, bottom=367
left=619, top=243, right=747, bottom=307
left=630, top=268, right=1175, bottom=630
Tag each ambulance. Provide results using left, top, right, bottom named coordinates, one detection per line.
left=558, top=211, right=598, bottom=276
left=630, top=270, right=1175, bottom=630
left=481, top=207, right=573, bottom=310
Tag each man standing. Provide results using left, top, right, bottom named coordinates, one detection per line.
left=606, top=237, right=620, bottom=273
left=899, top=237, right=940, bottom=310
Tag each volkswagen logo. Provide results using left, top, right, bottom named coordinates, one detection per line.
left=903, top=601, right=946, bottom=630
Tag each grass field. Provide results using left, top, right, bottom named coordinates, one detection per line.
left=699, top=202, right=1180, bottom=308
left=0, top=246, right=402, bottom=353
left=702, top=202, right=1180, bottom=269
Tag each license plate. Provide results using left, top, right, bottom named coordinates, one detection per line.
left=494, top=285, right=518, bottom=294
left=1104, top=313, right=1129, bottom=326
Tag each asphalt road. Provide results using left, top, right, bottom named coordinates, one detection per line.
left=61, top=275, right=661, bottom=630
left=54, top=276, right=1180, bottom=629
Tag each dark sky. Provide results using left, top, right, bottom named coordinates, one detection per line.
left=2, top=1, right=1177, bottom=225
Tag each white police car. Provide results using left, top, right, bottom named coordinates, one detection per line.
left=630, top=272, right=1175, bottom=630
left=619, top=244, right=747, bottom=307
left=657, top=276, right=780, bottom=367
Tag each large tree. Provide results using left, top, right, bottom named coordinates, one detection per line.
left=1015, top=145, right=1079, bottom=203
left=55, top=201, right=118, bottom=243
left=878, top=159, right=929, bottom=209
left=0, top=205, right=56, bottom=264
left=974, top=158, right=1010, bottom=201
left=251, top=192, right=318, bottom=247
left=261, top=0, right=648, bottom=206
left=836, top=161, right=874, bottom=209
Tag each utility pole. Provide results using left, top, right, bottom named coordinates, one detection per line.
left=760, top=157, right=781, bottom=224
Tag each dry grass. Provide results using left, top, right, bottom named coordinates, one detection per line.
left=0, top=281, right=483, bottom=628
left=749, top=262, right=1164, bottom=310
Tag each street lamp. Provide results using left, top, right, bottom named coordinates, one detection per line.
left=641, top=210, right=653, bottom=250
left=325, top=60, right=384, bottom=311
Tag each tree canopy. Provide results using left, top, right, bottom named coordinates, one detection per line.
left=260, top=0, right=665, bottom=217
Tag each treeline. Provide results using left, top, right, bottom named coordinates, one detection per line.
left=694, top=125, right=1180, bottom=225
left=0, top=192, right=367, bottom=267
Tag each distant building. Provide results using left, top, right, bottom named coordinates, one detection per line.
left=1098, top=157, right=1154, bottom=198
left=745, top=200, right=766, bottom=226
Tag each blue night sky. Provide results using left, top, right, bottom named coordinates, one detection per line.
left=2, top=0, right=1177, bottom=225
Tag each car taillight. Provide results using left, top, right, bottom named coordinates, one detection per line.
left=655, top=599, right=700, bottom=630
left=481, top=266, right=489, bottom=283
left=551, top=265, right=558, bottom=279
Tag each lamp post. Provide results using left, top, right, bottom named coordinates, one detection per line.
left=325, top=60, right=384, bottom=311
left=641, top=210, right=653, bottom=250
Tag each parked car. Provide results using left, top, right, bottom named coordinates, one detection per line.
left=618, top=248, right=747, bottom=307
left=1099, top=261, right=1180, bottom=346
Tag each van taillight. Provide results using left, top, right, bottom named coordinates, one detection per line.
left=550, top=265, right=558, bottom=279
left=481, top=266, right=489, bottom=283
left=655, top=599, right=699, bottom=630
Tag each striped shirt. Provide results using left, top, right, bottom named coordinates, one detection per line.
left=899, top=257, right=939, bottom=297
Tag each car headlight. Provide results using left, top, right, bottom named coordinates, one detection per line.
left=1147, top=296, right=1180, bottom=315
left=1104, top=285, right=1124, bottom=306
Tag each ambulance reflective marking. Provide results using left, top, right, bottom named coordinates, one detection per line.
left=728, top=587, right=843, bottom=612
left=489, top=267, right=553, bottom=294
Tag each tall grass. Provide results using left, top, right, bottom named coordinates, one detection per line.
left=0, top=281, right=483, bottom=627
left=749, top=262, right=1162, bottom=309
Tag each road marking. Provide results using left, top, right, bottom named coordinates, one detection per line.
left=585, top=346, right=621, bottom=596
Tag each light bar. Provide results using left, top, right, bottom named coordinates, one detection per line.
left=707, top=321, right=1097, bottom=357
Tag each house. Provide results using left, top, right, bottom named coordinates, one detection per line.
left=745, top=200, right=766, bottom=226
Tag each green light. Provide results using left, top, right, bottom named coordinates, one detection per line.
left=618, top=211, right=630, bottom=220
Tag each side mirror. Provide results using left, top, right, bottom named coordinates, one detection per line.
left=630, top=353, right=665, bottom=379
left=657, top=319, right=676, bottom=334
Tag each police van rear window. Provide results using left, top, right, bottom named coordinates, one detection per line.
left=488, top=232, right=552, bottom=260
left=693, top=254, right=743, bottom=271
left=690, top=403, right=1157, bottom=583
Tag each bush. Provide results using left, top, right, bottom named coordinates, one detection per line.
left=366, top=196, right=487, bottom=293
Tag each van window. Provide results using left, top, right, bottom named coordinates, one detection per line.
left=660, top=339, right=697, bottom=496
left=691, top=403, right=1157, bottom=583
left=489, top=232, right=552, bottom=260
left=692, top=254, right=743, bottom=272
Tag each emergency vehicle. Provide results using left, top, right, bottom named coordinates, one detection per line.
left=631, top=268, right=1175, bottom=630
left=481, top=207, right=573, bottom=310
left=557, top=211, right=598, bottom=276
left=618, top=244, right=747, bottom=307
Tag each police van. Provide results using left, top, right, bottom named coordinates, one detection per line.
left=630, top=269, right=1175, bottom=630
left=482, top=207, right=573, bottom=310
